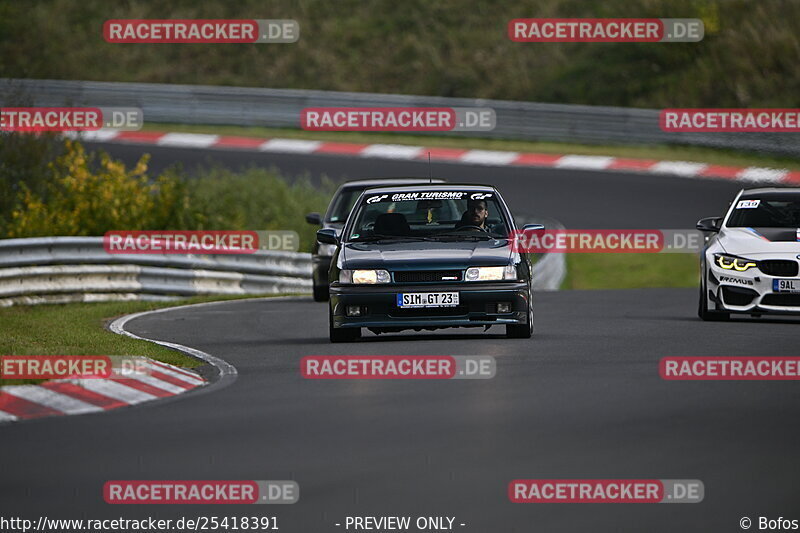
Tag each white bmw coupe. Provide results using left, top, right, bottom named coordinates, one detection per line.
left=698, top=187, right=800, bottom=320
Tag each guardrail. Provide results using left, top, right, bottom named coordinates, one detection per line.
left=517, top=215, right=566, bottom=292
left=0, top=233, right=562, bottom=306
left=2, top=78, right=798, bottom=157
left=0, top=237, right=311, bottom=306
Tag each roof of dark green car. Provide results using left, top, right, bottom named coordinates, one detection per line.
left=361, top=183, right=497, bottom=194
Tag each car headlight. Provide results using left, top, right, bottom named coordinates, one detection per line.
left=714, top=254, right=757, bottom=272
left=465, top=265, right=517, bottom=281
left=339, top=269, right=391, bottom=284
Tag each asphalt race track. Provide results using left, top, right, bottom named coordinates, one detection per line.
left=3, top=291, right=800, bottom=532
left=1, top=147, right=795, bottom=532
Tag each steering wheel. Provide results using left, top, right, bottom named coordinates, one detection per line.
left=457, top=224, right=489, bottom=232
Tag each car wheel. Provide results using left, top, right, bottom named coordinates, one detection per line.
left=506, top=289, right=533, bottom=339
left=698, top=270, right=730, bottom=321
left=329, top=305, right=361, bottom=342
left=313, top=282, right=329, bottom=302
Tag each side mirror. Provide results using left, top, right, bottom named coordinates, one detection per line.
left=696, top=217, right=722, bottom=233
left=521, top=223, right=545, bottom=231
left=305, top=212, right=322, bottom=225
left=316, top=228, right=339, bottom=245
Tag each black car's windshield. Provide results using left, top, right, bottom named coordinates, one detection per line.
left=326, top=187, right=364, bottom=223
left=726, top=196, right=800, bottom=228
left=346, top=190, right=510, bottom=241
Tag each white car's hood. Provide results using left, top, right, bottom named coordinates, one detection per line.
left=718, top=227, right=800, bottom=256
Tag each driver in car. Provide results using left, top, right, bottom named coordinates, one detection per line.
left=455, top=198, right=489, bottom=230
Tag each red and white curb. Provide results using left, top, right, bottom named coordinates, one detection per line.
left=0, top=359, right=206, bottom=423
left=0, top=300, right=240, bottom=424
left=68, top=129, right=800, bottom=184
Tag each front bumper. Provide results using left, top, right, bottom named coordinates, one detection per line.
left=329, top=281, right=530, bottom=330
left=707, top=264, right=800, bottom=314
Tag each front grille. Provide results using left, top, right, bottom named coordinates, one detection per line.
left=389, top=305, right=468, bottom=317
left=758, top=260, right=799, bottom=277
left=393, top=270, right=462, bottom=283
left=721, top=286, right=758, bottom=306
left=761, top=294, right=800, bottom=307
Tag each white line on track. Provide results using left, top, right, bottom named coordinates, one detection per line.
left=109, top=302, right=240, bottom=391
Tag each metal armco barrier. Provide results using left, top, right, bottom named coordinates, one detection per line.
left=0, top=237, right=312, bottom=306
left=518, top=215, right=566, bottom=292
left=2, top=78, right=798, bottom=156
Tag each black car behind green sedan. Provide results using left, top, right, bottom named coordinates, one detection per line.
left=316, top=184, right=543, bottom=342
left=305, top=178, right=444, bottom=301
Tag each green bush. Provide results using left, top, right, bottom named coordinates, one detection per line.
left=6, top=140, right=187, bottom=237
left=0, top=132, right=65, bottom=229
left=185, top=166, right=334, bottom=252
left=1, top=137, right=333, bottom=252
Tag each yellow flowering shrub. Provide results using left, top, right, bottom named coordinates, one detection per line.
left=2, top=138, right=332, bottom=251
left=6, top=140, right=189, bottom=237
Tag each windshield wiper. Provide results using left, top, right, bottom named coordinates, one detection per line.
left=351, top=234, right=434, bottom=243
left=429, top=231, right=498, bottom=241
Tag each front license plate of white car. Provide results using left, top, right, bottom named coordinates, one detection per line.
left=773, top=279, right=800, bottom=293
left=397, top=292, right=459, bottom=308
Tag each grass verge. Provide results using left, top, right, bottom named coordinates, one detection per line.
left=562, top=253, right=699, bottom=290
left=0, top=294, right=295, bottom=386
left=142, top=123, right=800, bottom=171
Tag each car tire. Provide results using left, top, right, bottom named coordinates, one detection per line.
left=313, top=283, right=329, bottom=302
left=329, top=306, right=361, bottom=342
left=698, top=272, right=730, bottom=321
left=506, top=289, right=534, bottom=339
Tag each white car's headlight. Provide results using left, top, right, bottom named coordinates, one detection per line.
left=340, top=269, right=391, bottom=284
left=714, top=254, right=757, bottom=272
left=465, top=265, right=517, bottom=281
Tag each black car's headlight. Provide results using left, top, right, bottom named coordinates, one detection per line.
left=714, top=254, right=757, bottom=272
left=465, top=265, right=517, bottom=281
left=339, top=269, right=391, bottom=284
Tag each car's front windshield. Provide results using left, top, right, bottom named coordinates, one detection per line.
left=726, top=195, right=800, bottom=228
left=345, top=190, right=510, bottom=242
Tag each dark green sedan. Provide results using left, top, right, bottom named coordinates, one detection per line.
left=317, top=184, right=543, bottom=342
